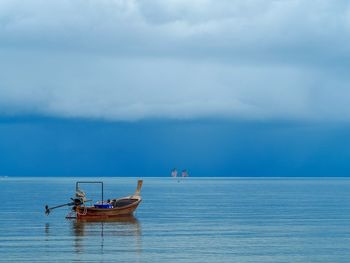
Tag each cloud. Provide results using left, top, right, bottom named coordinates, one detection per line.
left=0, top=0, right=350, bottom=121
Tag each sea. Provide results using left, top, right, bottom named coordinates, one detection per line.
left=0, top=177, right=350, bottom=262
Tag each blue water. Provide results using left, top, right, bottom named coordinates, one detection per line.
left=1, top=177, right=350, bottom=262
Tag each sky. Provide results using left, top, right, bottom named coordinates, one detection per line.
left=1, top=0, right=350, bottom=176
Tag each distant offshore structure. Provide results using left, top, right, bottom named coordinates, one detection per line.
left=171, top=169, right=189, bottom=178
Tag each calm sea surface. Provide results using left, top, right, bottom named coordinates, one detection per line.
left=0, top=177, right=350, bottom=262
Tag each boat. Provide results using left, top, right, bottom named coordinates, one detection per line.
left=45, top=180, right=143, bottom=220
left=171, top=168, right=178, bottom=177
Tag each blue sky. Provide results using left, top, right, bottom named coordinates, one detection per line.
left=1, top=1, right=350, bottom=176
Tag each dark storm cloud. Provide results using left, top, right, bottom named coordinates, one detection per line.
left=1, top=0, right=350, bottom=121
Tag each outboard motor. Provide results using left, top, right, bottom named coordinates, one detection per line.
left=45, top=189, right=88, bottom=215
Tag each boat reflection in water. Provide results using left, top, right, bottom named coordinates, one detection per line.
left=70, top=216, right=142, bottom=257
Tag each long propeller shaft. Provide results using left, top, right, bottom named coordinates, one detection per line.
left=45, top=201, right=75, bottom=215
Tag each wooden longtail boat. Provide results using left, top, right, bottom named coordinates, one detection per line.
left=45, top=180, right=143, bottom=220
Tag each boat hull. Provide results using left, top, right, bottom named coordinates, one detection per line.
left=75, top=198, right=141, bottom=219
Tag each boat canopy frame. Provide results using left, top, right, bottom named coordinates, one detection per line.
left=76, top=181, right=104, bottom=202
